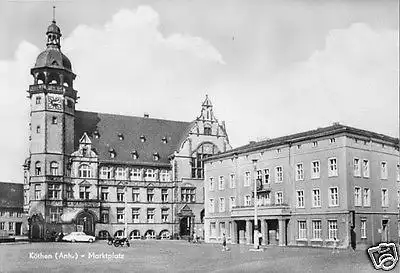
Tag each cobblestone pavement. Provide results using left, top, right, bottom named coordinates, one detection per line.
left=0, top=240, right=387, bottom=273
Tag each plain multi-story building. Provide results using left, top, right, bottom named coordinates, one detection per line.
left=0, top=182, right=28, bottom=236
left=204, top=124, right=399, bottom=249
left=23, top=18, right=231, bottom=241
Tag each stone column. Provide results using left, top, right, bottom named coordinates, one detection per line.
left=261, top=219, right=266, bottom=246
left=231, top=221, right=238, bottom=244
left=278, top=218, right=286, bottom=246
left=246, top=220, right=253, bottom=245
left=215, top=220, right=220, bottom=241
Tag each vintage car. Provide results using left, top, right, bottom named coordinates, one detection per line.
left=62, top=232, right=95, bottom=243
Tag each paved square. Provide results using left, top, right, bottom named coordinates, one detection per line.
left=0, top=240, right=388, bottom=273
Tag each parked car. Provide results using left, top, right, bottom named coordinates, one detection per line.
left=63, top=232, right=95, bottom=243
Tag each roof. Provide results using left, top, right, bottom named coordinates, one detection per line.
left=205, top=123, right=399, bottom=161
left=34, top=48, right=72, bottom=72
left=74, top=111, right=192, bottom=166
left=0, top=182, right=23, bottom=210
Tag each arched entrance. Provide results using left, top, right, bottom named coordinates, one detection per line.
left=76, top=210, right=96, bottom=236
left=29, top=214, right=44, bottom=240
left=180, top=217, right=191, bottom=237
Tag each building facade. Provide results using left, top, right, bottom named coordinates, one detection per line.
left=23, top=19, right=231, bottom=241
left=204, top=124, right=400, bottom=249
left=0, top=182, right=28, bottom=236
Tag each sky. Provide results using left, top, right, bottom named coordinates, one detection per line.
left=0, top=0, right=398, bottom=183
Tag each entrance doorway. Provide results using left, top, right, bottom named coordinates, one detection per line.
left=180, top=216, right=191, bottom=237
left=15, top=222, right=22, bottom=236
left=76, top=211, right=95, bottom=236
left=381, top=220, right=389, bottom=242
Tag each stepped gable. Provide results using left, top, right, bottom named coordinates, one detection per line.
left=74, top=111, right=191, bottom=165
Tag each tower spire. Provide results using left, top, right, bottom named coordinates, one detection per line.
left=52, top=5, right=56, bottom=23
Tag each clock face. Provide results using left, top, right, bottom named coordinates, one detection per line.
left=47, top=96, right=63, bottom=111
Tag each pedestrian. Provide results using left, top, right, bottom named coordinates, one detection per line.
left=222, top=233, right=227, bottom=251
left=332, top=237, right=339, bottom=254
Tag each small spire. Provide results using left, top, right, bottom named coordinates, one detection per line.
left=52, top=5, right=56, bottom=23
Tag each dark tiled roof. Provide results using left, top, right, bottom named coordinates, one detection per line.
left=75, top=111, right=191, bottom=166
left=0, top=182, right=23, bottom=210
left=205, top=124, right=399, bottom=161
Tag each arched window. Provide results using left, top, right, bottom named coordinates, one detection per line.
left=78, top=164, right=92, bottom=178
left=145, top=230, right=156, bottom=239
left=114, top=230, right=124, bottom=238
left=50, top=161, right=59, bottom=175
left=98, top=230, right=110, bottom=239
left=130, top=230, right=141, bottom=240
left=35, top=161, right=42, bottom=176
left=160, top=230, right=170, bottom=240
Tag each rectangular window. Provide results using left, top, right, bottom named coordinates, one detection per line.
left=275, top=191, right=283, bottom=205
left=312, top=220, right=322, bottom=239
left=52, top=116, right=57, bottom=124
left=327, top=220, right=338, bottom=240
left=354, top=187, right=361, bottom=206
left=161, top=208, right=169, bottom=223
left=381, top=162, right=388, bottom=179
left=381, top=189, right=389, bottom=207
left=296, top=190, right=304, bottom=208
left=9, top=222, right=14, bottom=231
left=209, top=199, right=215, bottom=213
left=363, top=160, right=370, bottom=178
left=311, top=161, right=320, bottom=179
left=209, top=177, right=214, bottom=191
left=132, top=208, right=140, bottom=223
left=244, top=172, right=251, bottom=186
left=35, top=184, right=41, bottom=200
left=397, top=164, right=400, bottom=182
left=130, top=168, right=141, bottom=181
left=117, top=208, right=124, bottom=223
left=115, top=167, right=126, bottom=180
left=210, top=222, right=216, bottom=237
left=298, top=221, right=307, bottom=239
left=9, top=211, right=14, bottom=217
left=218, top=176, right=225, bottom=190
left=101, top=187, right=109, bottom=201
left=79, top=186, right=90, bottom=200
left=312, top=189, right=321, bottom=207
left=49, top=207, right=62, bottom=223
left=361, top=220, right=367, bottom=239
left=132, top=188, right=140, bottom=202
left=312, top=141, right=318, bottom=147
left=36, top=126, right=41, bottom=134
left=328, top=158, right=338, bottom=177
left=229, top=196, right=236, bottom=211
left=100, top=209, right=109, bottom=224
left=145, top=169, right=156, bottom=181
left=275, top=166, right=283, bottom=183
left=147, top=209, right=155, bottom=223
left=353, top=158, right=361, bottom=177
left=257, top=170, right=263, bottom=183
left=229, top=174, right=236, bottom=188
left=264, top=169, right=270, bottom=184
left=329, top=187, right=339, bottom=207
left=219, top=197, right=225, bottom=212
left=363, top=188, right=371, bottom=207
left=219, top=222, right=226, bottom=237
left=147, top=188, right=154, bottom=203
left=296, top=163, right=304, bottom=181
left=48, top=184, right=61, bottom=199
left=35, top=96, right=41, bottom=104
left=0, top=222, right=4, bottom=230
left=245, top=195, right=251, bottom=206
left=161, top=188, right=168, bottom=203
left=160, top=170, right=170, bottom=182
left=181, top=188, right=195, bottom=203
left=100, top=167, right=112, bottom=179
left=117, top=187, right=125, bottom=202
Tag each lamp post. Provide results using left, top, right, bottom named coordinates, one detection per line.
left=251, top=158, right=261, bottom=251
left=124, top=181, right=128, bottom=239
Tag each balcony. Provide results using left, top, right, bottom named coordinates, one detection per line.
left=28, top=84, right=77, bottom=99
left=231, top=203, right=291, bottom=218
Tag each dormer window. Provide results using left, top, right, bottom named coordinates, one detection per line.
left=93, top=131, right=100, bottom=139
left=131, top=150, right=138, bottom=159
left=109, top=148, right=116, bottom=159
left=153, top=153, right=160, bottom=161
left=162, top=137, right=168, bottom=144
left=140, top=135, right=146, bottom=142
left=118, top=133, right=124, bottom=140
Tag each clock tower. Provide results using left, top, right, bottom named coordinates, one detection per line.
left=26, top=18, right=77, bottom=237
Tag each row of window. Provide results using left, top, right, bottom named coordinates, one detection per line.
left=297, top=220, right=338, bottom=240
left=0, top=211, right=23, bottom=218
left=36, top=184, right=196, bottom=203
left=210, top=159, right=400, bottom=190
left=0, top=222, right=18, bottom=231
left=100, top=208, right=170, bottom=224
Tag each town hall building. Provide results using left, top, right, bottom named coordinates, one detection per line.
left=23, top=18, right=231, bottom=241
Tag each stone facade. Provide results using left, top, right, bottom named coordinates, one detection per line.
left=204, top=124, right=400, bottom=249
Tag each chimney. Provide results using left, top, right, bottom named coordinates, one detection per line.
left=144, top=113, right=149, bottom=118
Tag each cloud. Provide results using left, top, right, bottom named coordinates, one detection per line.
left=210, top=23, right=399, bottom=146
left=0, top=6, right=225, bottom=182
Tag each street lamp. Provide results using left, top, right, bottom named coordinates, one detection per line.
left=250, top=158, right=263, bottom=251
left=124, top=181, right=128, bottom=239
